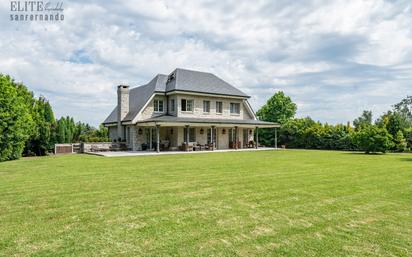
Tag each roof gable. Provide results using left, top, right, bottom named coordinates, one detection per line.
left=103, top=74, right=167, bottom=124
left=122, top=74, right=167, bottom=121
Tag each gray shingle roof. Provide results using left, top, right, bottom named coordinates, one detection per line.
left=103, top=106, right=118, bottom=124
left=103, top=68, right=250, bottom=124
left=166, top=68, right=249, bottom=97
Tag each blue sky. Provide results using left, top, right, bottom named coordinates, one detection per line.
left=1, top=0, right=412, bottom=126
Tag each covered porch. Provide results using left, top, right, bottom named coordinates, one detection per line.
left=125, top=116, right=279, bottom=153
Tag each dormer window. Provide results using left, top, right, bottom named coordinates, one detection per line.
left=167, top=73, right=175, bottom=83
left=154, top=99, right=164, bottom=112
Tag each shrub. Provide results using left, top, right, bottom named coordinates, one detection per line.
left=353, top=126, right=394, bottom=154
left=394, top=131, right=408, bottom=152
left=403, top=128, right=412, bottom=150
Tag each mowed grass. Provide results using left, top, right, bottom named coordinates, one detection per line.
left=0, top=150, right=411, bottom=256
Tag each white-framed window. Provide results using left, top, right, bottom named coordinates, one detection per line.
left=203, top=100, right=210, bottom=113
left=181, top=99, right=194, bottom=112
left=230, top=103, right=240, bottom=114
left=184, top=127, right=196, bottom=142
left=216, top=101, right=223, bottom=114
left=170, top=99, right=175, bottom=112
left=154, top=99, right=164, bottom=112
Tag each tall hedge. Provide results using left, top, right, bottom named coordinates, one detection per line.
left=0, top=75, right=34, bottom=161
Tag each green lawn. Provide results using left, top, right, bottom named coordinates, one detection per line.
left=0, top=150, right=411, bottom=256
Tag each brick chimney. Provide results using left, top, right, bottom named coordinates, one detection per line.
left=117, top=85, right=129, bottom=140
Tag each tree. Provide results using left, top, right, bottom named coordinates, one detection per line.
left=353, top=110, right=372, bottom=130
left=0, top=75, right=34, bottom=161
left=394, top=96, right=412, bottom=119
left=394, top=130, right=408, bottom=152
left=257, top=91, right=297, bottom=146
left=96, top=124, right=109, bottom=139
left=57, top=120, right=109, bottom=143
left=25, top=97, right=56, bottom=156
left=57, top=118, right=67, bottom=143
left=376, top=111, right=411, bottom=138
left=404, top=128, right=412, bottom=150
left=280, top=117, right=316, bottom=148
left=0, top=74, right=109, bottom=161
left=65, top=116, right=75, bottom=143
left=353, top=126, right=394, bottom=154
left=302, top=122, right=323, bottom=149
left=257, top=91, right=297, bottom=124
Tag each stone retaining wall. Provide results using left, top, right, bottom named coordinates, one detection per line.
left=80, top=142, right=128, bottom=153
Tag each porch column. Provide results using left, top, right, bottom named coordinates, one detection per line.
left=185, top=125, right=190, bottom=151
left=275, top=127, right=278, bottom=149
left=149, top=128, right=152, bottom=150
left=215, top=127, right=218, bottom=150
left=131, top=126, right=137, bottom=151
left=255, top=127, right=259, bottom=149
left=211, top=126, right=214, bottom=150
left=235, top=126, right=238, bottom=150
left=156, top=125, right=160, bottom=153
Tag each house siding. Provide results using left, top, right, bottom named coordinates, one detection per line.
left=176, top=95, right=248, bottom=119
left=139, top=95, right=167, bottom=120
left=168, top=95, right=178, bottom=116
left=134, top=126, right=146, bottom=151
left=137, top=93, right=254, bottom=121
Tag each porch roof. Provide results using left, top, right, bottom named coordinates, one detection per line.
left=132, top=115, right=280, bottom=128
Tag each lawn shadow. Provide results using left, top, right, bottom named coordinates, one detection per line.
left=400, top=158, right=412, bottom=162
left=342, top=151, right=385, bottom=156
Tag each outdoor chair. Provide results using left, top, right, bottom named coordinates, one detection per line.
left=196, top=143, right=204, bottom=151
left=161, top=140, right=170, bottom=151
left=182, top=142, right=194, bottom=151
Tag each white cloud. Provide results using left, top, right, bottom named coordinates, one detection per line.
left=0, top=0, right=411, bottom=126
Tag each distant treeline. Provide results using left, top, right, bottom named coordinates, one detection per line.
left=0, top=74, right=109, bottom=161
left=257, top=92, right=412, bottom=154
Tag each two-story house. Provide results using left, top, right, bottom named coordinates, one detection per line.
left=102, top=68, right=279, bottom=152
